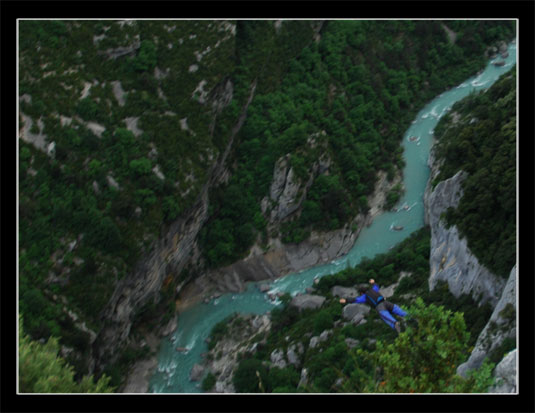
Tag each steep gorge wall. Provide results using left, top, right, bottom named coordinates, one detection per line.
left=457, top=265, right=516, bottom=379
left=424, top=146, right=507, bottom=306
left=424, top=140, right=516, bottom=387
left=177, top=168, right=401, bottom=305
left=93, top=81, right=257, bottom=372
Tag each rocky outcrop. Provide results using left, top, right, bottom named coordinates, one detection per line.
left=180, top=169, right=402, bottom=303
left=424, top=90, right=517, bottom=390
left=270, top=349, right=287, bottom=369
left=457, top=265, right=516, bottom=378
left=201, top=314, right=271, bottom=393
left=19, top=113, right=48, bottom=152
left=424, top=169, right=506, bottom=306
left=289, top=294, right=326, bottom=311
left=286, top=342, right=304, bottom=367
left=262, top=146, right=331, bottom=225
left=98, top=39, right=141, bottom=60
left=265, top=155, right=306, bottom=222
left=441, top=23, right=457, bottom=44
left=342, top=303, right=370, bottom=325
left=331, top=286, right=359, bottom=300
left=488, top=349, right=517, bottom=393
left=309, top=330, right=332, bottom=349
left=93, top=81, right=257, bottom=373
left=190, top=363, right=205, bottom=382
left=121, top=329, right=162, bottom=393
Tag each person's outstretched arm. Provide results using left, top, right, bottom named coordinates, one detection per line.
left=369, top=279, right=380, bottom=291
left=340, top=294, right=366, bottom=304
left=353, top=294, right=367, bottom=303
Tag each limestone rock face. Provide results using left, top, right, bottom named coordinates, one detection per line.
left=424, top=169, right=506, bottom=306
left=424, top=119, right=517, bottom=392
left=268, top=155, right=302, bottom=222
left=99, top=39, right=141, bottom=59
left=342, top=303, right=370, bottom=323
left=270, top=349, right=287, bottom=369
left=298, top=368, right=309, bottom=388
left=201, top=314, right=271, bottom=393
left=290, top=294, right=326, bottom=311
left=331, top=286, right=359, bottom=300
left=161, top=313, right=178, bottom=337
left=286, top=342, right=304, bottom=366
left=309, top=336, right=320, bottom=349
left=488, top=349, right=517, bottom=393
left=457, top=265, right=516, bottom=377
left=190, top=363, right=205, bottom=382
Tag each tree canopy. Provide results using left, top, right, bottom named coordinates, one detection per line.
left=19, top=316, right=115, bottom=393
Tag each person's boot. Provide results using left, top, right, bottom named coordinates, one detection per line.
left=394, top=322, right=401, bottom=334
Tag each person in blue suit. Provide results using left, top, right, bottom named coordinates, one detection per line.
left=339, top=279, right=407, bottom=333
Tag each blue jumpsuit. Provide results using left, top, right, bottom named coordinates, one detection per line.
left=351, top=284, right=407, bottom=330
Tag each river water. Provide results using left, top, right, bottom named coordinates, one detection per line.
left=148, top=41, right=516, bottom=393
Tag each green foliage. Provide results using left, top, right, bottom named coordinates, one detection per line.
left=76, top=98, right=100, bottom=122
left=268, top=367, right=300, bottom=393
left=162, top=195, right=182, bottom=222
left=233, top=226, right=498, bottom=393
left=201, top=20, right=514, bottom=265
left=19, top=316, right=115, bottom=393
left=85, top=215, right=122, bottom=252
left=18, top=20, right=515, bottom=385
left=129, top=158, right=152, bottom=177
left=488, top=337, right=516, bottom=364
left=102, top=344, right=151, bottom=389
left=199, top=183, right=259, bottom=267
left=270, top=301, right=300, bottom=333
left=207, top=314, right=234, bottom=350
left=353, top=298, right=495, bottom=393
left=434, top=70, right=516, bottom=277
left=132, top=40, right=157, bottom=72
left=312, top=309, right=334, bottom=335
left=423, top=281, right=493, bottom=348
left=384, top=183, right=404, bottom=210
left=202, top=372, right=217, bottom=391
left=233, top=358, right=270, bottom=393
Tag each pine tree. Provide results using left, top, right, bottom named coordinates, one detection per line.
left=19, top=315, right=115, bottom=393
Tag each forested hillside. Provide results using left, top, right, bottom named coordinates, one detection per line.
left=432, top=70, right=516, bottom=278
left=18, top=19, right=515, bottom=390
left=18, top=20, right=317, bottom=384
left=199, top=20, right=516, bottom=267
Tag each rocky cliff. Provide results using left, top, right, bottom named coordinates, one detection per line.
left=177, top=168, right=401, bottom=305
left=457, top=265, right=516, bottom=380
left=424, top=166, right=506, bottom=306
left=93, top=81, right=257, bottom=373
left=424, top=140, right=516, bottom=391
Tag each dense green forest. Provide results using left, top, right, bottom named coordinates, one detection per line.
left=18, top=20, right=315, bottom=385
left=432, top=69, right=516, bottom=278
left=18, top=19, right=514, bottom=390
left=199, top=20, right=516, bottom=268
left=203, top=227, right=499, bottom=393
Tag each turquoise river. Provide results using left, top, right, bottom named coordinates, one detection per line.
left=148, top=41, right=517, bottom=393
